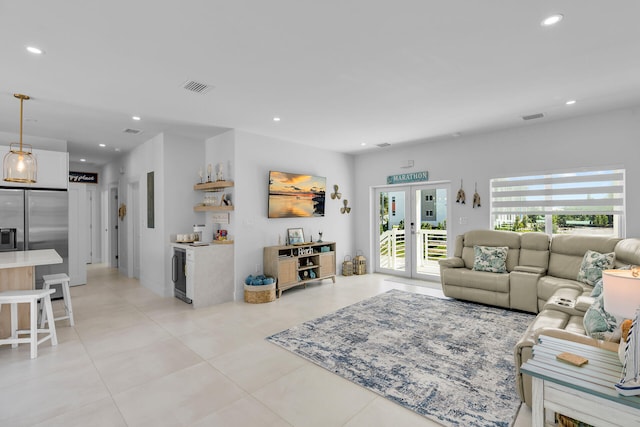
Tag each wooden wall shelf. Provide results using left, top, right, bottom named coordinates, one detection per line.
left=193, top=205, right=234, bottom=212
left=193, top=181, right=234, bottom=192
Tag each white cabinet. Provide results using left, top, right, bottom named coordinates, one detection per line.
left=172, top=243, right=234, bottom=308
left=0, top=146, right=68, bottom=189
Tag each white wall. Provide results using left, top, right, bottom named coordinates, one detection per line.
left=204, top=130, right=355, bottom=301
left=0, top=131, right=67, bottom=152
left=162, top=133, right=204, bottom=295
left=353, top=106, right=640, bottom=261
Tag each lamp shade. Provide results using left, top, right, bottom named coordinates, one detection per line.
left=602, top=269, right=640, bottom=319
left=3, top=143, right=37, bottom=183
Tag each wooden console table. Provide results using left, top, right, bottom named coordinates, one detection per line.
left=521, top=335, right=640, bottom=426
left=0, top=249, right=63, bottom=338
left=264, top=242, right=336, bottom=297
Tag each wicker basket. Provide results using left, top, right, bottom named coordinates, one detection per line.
left=244, top=283, right=276, bottom=304
left=342, top=255, right=353, bottom=276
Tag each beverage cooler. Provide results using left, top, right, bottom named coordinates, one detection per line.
left=172, top=247, right=191, bottom=303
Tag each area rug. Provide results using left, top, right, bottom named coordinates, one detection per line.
left=266, top=289, right=534, bottom=427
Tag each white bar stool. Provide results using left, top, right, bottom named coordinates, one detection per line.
left=0, top=288, right=58, bottom=359
left=40, top=273, right=74, bottom=327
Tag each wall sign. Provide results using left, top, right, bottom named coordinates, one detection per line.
left=69, top=171, right=98, bottom=184
left=387, top=171, right=429, bottom=184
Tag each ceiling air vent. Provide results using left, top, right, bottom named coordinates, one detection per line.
left=522, top=113, right=545, bottom=121
left=182, top=80, right=214, bottom=94
left=122, top=128, right=143, bottom=135
left=376, top=142, right=391, bottom=148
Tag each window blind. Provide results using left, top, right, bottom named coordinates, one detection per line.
left=490, top=169, right=625, bottom=216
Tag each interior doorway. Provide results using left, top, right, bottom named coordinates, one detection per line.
left=374, top=182, right=450, bottom=280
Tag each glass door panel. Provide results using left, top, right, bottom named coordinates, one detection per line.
left=376, top=187, right=410, bottom=276
left=412, top=185, right=449, bottom=280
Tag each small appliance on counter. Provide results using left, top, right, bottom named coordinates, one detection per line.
left=193, top=224, right=205, bottom=242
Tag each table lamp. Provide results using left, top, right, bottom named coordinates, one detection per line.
left=602, top=267, right=640, bottom=396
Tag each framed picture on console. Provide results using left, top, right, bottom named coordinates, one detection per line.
left=287, top=228, right=305, bottom=245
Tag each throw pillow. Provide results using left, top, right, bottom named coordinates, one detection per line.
left=590, top=278, right=603, bottom=298
left=472, top=245, right=509, bottom=273
left=577, top=250, right=615, bottom=286
left=591, top=265, right=632, bottom=297
left=583, top=295, right=618, bottom=341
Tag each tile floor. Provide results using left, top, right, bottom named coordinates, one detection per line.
left=0, top=265, right=532, bottom=426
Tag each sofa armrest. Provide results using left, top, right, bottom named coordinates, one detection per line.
left=513, top=265, right=546, bottom=275
left=575, top=295, right=595, bottom=312
left=535, top=328, right=619, bottom=352
left=438, top=257, right=464, bottom=269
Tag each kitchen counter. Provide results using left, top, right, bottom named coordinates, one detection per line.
left=170, top=243, right=234, bottom=308
left=0, top=249, right=63, bottom=338
left=0, top=249, right=63, bottom=269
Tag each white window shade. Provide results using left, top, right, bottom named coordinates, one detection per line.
left=491, top=169, right=625, bottom=216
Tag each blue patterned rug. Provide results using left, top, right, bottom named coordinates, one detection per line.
left=267, top=289, right=534, bottom=427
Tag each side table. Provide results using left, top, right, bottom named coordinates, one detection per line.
left=521, top=335, right=640, bottom=426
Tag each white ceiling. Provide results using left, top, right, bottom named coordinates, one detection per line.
left=1, top=1, right=640, bottom=166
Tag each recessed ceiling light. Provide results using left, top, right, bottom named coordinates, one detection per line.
left=99, top=143, right=106, bottom=147
left=273, top=117, right=281, bottom=122
left=541, top=14, right=563, bottom=27
left=80, top=158, right=86, bottom=162
left=132, top=116, right=141, bottom=121
left=565, top=100, right=576, bottom=105
left=26, top=46, right=44, bottom=55
left=360, top=142, right=366, bottom=146
left=115, top=148, right=121, bottom=152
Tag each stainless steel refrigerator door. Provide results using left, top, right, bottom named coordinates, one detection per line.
left=0, top=189, right=25, bottom=251
left=26, top=190, right=69, bottom=294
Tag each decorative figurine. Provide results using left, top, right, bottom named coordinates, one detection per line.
left=216, top=163, right=224, bottom=181
left=318, top=231, right=323, bottom=242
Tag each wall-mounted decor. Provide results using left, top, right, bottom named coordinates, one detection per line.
left=147, top=171, right=155, bottom=228
left=331, top=184, right=342, bottom=199
left=473, top=182, right=481, bottom=208
left=69, top=171, right=98, bottom=184
left=456, top=180, right=466, bottom=204
left=118, top=203, right=127, bottom=220
left=340, top=199, right=351, bottom=214
left=287, top=227, right=305, bottom=244
left=268, top=171, right=326, bottom=218
left=386, top=171, right=428, bottom=184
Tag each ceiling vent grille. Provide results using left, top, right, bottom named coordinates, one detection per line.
left=376, top=142, right=391, bottom=148
left=522, top=113, right=545, bottom=121
left=182, top=80, right=214, bottom=94
left=122, top=128, right=143, bottom=135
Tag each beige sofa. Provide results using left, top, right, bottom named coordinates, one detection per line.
left=438, top=230, right=640, bottom=407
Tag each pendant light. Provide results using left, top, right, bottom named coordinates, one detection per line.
left=3, top=94, right=37, bottom=183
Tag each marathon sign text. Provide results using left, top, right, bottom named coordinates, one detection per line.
left=386, top=171, right=429, bottom=184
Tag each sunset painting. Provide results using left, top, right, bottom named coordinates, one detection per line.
left=268, top=171, right=326, bottom=218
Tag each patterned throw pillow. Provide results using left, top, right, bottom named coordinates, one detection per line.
left=576, top=250, right=615, bottom=286
left=583, top=295, right=618, bottom=341
left=590, top=265, right=632, bottom=297
left=590, top=278, right=603, bottom=298
left=472, top=245, right=509, bottom=273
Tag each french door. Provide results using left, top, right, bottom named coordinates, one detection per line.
left=375, top=182, right=450, bottom=280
